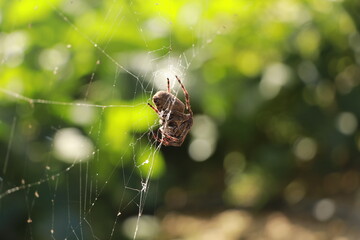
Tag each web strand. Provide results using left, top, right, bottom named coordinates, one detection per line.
left=0, top=88, right=138, bottom=108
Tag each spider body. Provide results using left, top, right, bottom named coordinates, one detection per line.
left=148, top=76, right=193, bottom=147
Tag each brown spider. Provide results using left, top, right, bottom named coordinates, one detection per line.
left=148, top=76, right=193, bottom=147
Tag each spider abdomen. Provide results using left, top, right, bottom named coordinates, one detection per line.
left=152, top=91, right=185, bottom=113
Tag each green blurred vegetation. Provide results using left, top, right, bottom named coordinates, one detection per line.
left=1, top=0, right=360, bottom=239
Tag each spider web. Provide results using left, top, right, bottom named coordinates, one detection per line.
left=0, top=0, right=227, bottom=239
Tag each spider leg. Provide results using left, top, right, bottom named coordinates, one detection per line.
left=153, top=128, right=182, bottom=146
left=163, top=134, right=184, bottom=147
left=166, top=78, right=171, bottom=93
left=151, top=129, right=163, bottom=144
left=175, top=75, right=193, bottom=116
left=162, top=133, right=179, bottom=142
left=147, top=103, right=160, bottom=115
left=151, top=130, right=172, bottom=146
left=161, top=134, right=181, bottom=146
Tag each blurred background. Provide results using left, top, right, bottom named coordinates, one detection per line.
left=1, top=0, right=360, bottom=239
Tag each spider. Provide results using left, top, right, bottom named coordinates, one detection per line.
left=148, top=76, right=193, bottom=147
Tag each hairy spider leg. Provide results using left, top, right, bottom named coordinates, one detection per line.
left=151, top=128, right=180, bottom=146
left=150, top=129, right=161, bottom=143
left=175, top=75, right=193, bottom=116
left=162, top=132, right=179, bottom=141
left=162, top=133, right=183, bottom=146
left=151, top=130, right=169, bottom=146
left=166, top=78, right=171, bottom=93
left=147, top=103, right=159, bottom=115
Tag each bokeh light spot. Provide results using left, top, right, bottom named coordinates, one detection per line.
left=259, top=63, right=291, bottom=99
left=293, top=137, right=317, bottom=161
left=224, top=170, right=264, bottom=207
left=236, top=50, right=263, bottom=77
left=144, top=17, right=170, bottom=39
left=223, top=151, right=246, bottom=175
left=313, top=198, right=336, bottom=221
left=336, top=112, right=357, bottom=135
left=189, top=139, right=212, bottom=162
left=122, top=215, right=160, bottom=239
left=38, top=45, right=70, bottom=71
left=265, top=213, right=292, bottom=239
left=0, top=31, right=28, bottom=67
left=297, top=61, right=318, bottom=84
left=69, top=102, right=96, bottom=126
left=295, top=28, right=320, bottom=59
left=189, top=115, right=218, bottom=162
left=53, top=128, right=94, bottom=163
left=178, top=3, right=202, bottom=26
left=315, top=82, right=335, bottom=107
left=284, top=180, right=306, bottom=205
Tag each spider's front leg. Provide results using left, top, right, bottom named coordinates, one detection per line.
left=175, top=76, right=193, bottom=116
left=167, top=78, right=171, bottom=93
left=147, top=103, right=160, bottom=115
